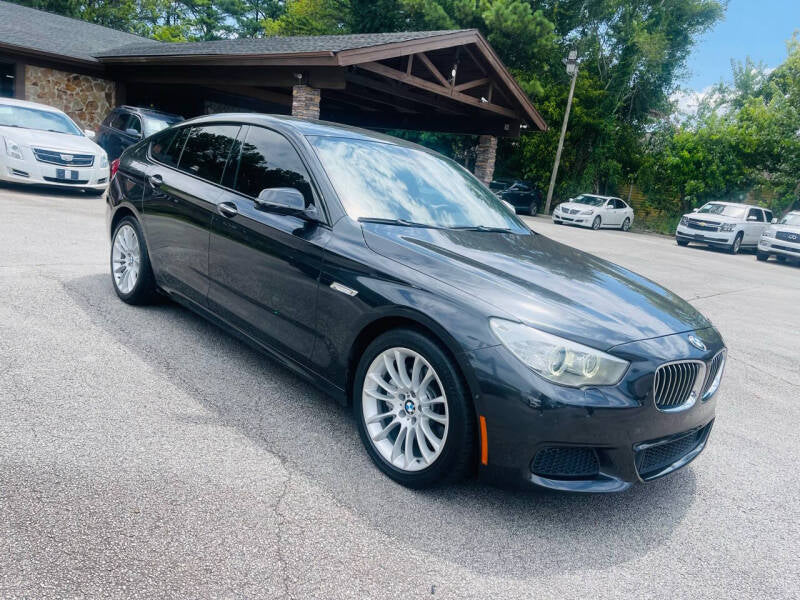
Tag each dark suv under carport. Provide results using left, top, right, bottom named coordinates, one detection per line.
left=96, top=106, right=183, bottom=161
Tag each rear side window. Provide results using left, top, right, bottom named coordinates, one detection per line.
left=150, top=126, right=190, bottom=168
left=228, top=126, right=314, bottom=206
left=748, top=208, right=765, bottom=222
left=178, top=124, right=240, bottom=184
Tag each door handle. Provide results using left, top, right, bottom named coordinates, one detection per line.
left=147, top=174, right=163, bottom=188
left=217, top=202, right=238, bottom=219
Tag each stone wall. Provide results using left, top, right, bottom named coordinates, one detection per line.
left=24, top=65, right=115, bottom=131
left=291, top=84, right=320, bottom=120
left=474, top=135, right=498, bottom=185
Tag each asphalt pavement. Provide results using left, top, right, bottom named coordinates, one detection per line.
left=1, top=185, right=798, bottom=599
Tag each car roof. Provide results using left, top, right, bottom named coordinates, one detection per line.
left=703, top=201, right=760, bottom=208
left=0, top=97, right=66, bottom=114
left=180, top=113, right=436, bottom=152
left=576, top=193, right=619, bottom=200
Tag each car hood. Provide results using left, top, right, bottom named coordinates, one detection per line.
left=557, top=202, right=603, bottom=212
left=0, top=125, right=101, bottom=154
left=362, top=224, right=711, bottom=350
left=765, top=223, right=800, bottom=235
left=682, top=212, right=739, bottom=224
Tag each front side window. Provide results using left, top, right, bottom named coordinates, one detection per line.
left=308, top=135, right=526, bottom=232
left=229, top=126, right=314, bottom=206
left=0, top=103, right=82, bottom=135
left=150, top=126, right=190, bottom=168
left=697, top=203, right=747, bottom=219
left=178, top=124, right=240, bottom=184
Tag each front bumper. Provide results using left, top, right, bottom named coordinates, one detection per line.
left=553, top=211, right=593, bottom=227
left=465, top=327, right=724, bottom=492
left=675, top=224, right=735, bottom=246
left=0, top=154, right=108, bottom=190
left=758, top=236, right=800, bottom=259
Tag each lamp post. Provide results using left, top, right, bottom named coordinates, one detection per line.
left=544, top=50, right=578, bottom=215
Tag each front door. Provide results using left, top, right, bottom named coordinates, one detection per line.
left=208, top=125, right=330, bottom=365
left=744, top=208, right=766, bottom=244
left=141, top=123, right=240, bottom=307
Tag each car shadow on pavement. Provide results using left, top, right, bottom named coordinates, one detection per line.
left=64, top=272, right=697, bottom=578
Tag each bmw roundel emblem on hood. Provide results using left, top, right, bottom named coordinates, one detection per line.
left=688, top=334, right=707, bottom=351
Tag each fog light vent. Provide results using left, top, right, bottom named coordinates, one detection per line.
left=531, top=447, right=599, bottom=480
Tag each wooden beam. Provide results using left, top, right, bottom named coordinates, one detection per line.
left=406, top=54, right=413, bottom=75
left=344, top=73, right=467, bottom=115
left=325, top=87, right=419, bottom=114
left=454, top=77, right=490, bottom=92
left=358, top=61, right=519, bottom=119
left=416, top=52, right=450, bottom=88
left=321, top=108, right=521, bottom=137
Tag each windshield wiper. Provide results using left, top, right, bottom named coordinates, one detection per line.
left=449, top=225, right=515, bottom=233
left=358, top=217, right=442, bottom=229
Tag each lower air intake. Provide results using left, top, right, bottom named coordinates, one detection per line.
left=531, top=447, right=599, bottom=480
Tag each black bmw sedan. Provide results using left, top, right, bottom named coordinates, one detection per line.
left=106, top=114, right=726, bottom=492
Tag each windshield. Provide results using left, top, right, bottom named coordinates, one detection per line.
left=0, top=104, right=82, bottom=135
left=309, top=136, right=527, bottom=232
left=696, top=203, right=747, bottom=219
left=143, top=115, right=182, bottom=137
left=779, top=213, right=800, bottom=226
left=572, top=195, right=606, bottom=206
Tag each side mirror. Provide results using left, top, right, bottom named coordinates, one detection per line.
left=84, top=129, right=96, bottom=139
left=691, top=208, right=699, bottom=213
left=255, top=187, right=316, bottom=220
left=771, top=218, right=778, bottom=224
left=125, top=128, right=142, bottom=139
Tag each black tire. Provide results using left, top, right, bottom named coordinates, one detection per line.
left=110, top=215, right=159, bottom=305
left=728, top=232, right=743, bottom=254
left=776, top=255, right=787, bottom=263
left=553, top=219, right=563, bottom=225
left=353, top=328, right=476, bottom=489
left=528, top=202, right=538, bottom=217
left=621, top=217, right=631, bottom=231
left=677, top=239, right=690, bottom=247
left=592, top=216, right=602, bottom=230
left=756, top=251, right=769, bottom=262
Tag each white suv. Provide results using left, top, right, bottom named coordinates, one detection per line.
left=675, top=201, right=774, bottom=254
left=757, top=211, right=800, bottom=264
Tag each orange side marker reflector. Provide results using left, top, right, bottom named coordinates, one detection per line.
left=479, top=415, right=488, bottom=465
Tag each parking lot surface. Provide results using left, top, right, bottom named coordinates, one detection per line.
left=1, top=186, right=798, bottom=599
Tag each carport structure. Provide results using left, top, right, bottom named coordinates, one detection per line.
left=0, top=1, right=545, bottom=183
left=97, top=30, right=546, bottom=183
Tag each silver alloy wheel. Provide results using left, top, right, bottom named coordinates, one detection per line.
left=112, top=224, right=141, bottom=295
left=622, top=217, right=631, bottom=231
left=731, top=234, right=742, bottom=254
left=592, top=216, right=601, bottom=230
left=362, top=347, right=449, bottom=472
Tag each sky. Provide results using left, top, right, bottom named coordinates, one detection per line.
left=684, top=0, right=799, bottom=91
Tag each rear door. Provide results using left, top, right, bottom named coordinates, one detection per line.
left=141, top=123, right=240, bottom=307
left=208, top=124, right=330, bottom=365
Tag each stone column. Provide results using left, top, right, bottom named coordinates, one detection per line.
left=291, top=84, right=320, bottom=120
left=474, top=135, right=497, bottom=185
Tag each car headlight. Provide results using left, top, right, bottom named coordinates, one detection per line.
left=680, top=216, right=688, bottom=226
left=761, top=229, right=774, bottom=238
left=4, top=137, right=23, bottom=160
left=720, top=223, right=736, bottom=232
left=99, top=153, right=108, bottom=168
left=489, top=318, right=629, bottom=387
left=580, top=209, right=594, bottom=215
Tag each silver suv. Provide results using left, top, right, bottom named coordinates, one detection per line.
left=675, top=201, right=774, bottom=254
left=757, top=210, right=800, bottom=264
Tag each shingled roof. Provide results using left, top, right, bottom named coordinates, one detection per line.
left=98, top=31, right=469, bottom=59
left=0, top=1, right=157, bottom=63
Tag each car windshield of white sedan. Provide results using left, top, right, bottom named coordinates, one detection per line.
left=572, top=195, right=606, bottom=206
left=697, top=203, right=746, bottom=219
left=0, top=105, right=82, bottom=135
left=308, top=136, right=527, bottom=232
left=779, top=214, right=800, bottom=226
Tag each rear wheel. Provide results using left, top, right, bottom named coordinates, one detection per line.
left=528, top=202, right=538, bottom=217
left=776, top=255, right=787, bottom=263
left=110, top=216, right=158, bottom=304
left=677, top=239, right=690, bottom=247
left=728, top=232, right=743, bottom=254
left=353, top=329, right=475, bottom=489
left=756, top=251, right=769, bottom=262
left=621, top=217, right=631, bottom=231
left=592, top=216, right=602, bottom=230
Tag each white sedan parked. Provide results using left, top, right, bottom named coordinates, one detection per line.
left=0, top=98, right=109, bottom=194
left=552, top=194, right=635, bottom=230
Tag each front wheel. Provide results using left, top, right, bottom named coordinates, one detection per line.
left=728, top=232, right=743, bottom=255
left=592, top=216, right=602, bottom=230
left=621, top=217, right=631, bottom=231
left=677, top=239, right=690, bottom=247
left=756, top=251, right=769, bottom=262
left=111, top=216, right=158, bottom=304
left=528, top=202, right=538, bottom=217
left=354, top=329, right=475, bottom=489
